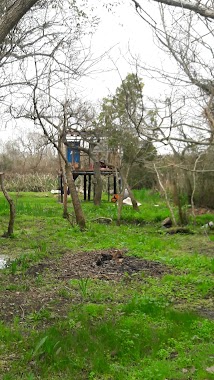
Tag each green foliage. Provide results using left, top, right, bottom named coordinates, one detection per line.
left=2, top=302, right=213, bottom=380
left=98, top=73, right=157, bottom=170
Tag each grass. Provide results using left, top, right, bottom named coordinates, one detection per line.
left=0, top=190, right=214, bottom=379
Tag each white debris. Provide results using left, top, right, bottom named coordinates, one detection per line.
left=201, top=221, right=214, bottom=229
left=206, top=366, right=214, bottom=374
left=123, top=189, right=129, bottom=199
left=51, top=189, right=61, bottom=194
left=122, top=197, right=141, bottom=206
left=0, top=256, right=8, bottom=269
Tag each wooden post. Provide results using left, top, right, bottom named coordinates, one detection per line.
left=88, top=174, right=91, bottom=201
left=113, top=174, right=117, bottom=194
left=108, top=175, right=110, bottom=202
left=93, top=175, right=95, bottom=199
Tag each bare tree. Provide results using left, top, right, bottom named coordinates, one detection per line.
left=0, top=0, right=98, bottom=108
left=129, top=0, right=214, bottom=211
left=32, top=95, right=86, bottom=230
left=0, top=0, right=100, bottom=229
left=132, top=0, right=214, bottom=131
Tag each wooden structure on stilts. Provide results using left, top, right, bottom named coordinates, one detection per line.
left=58, top=134, right=121, bottom=202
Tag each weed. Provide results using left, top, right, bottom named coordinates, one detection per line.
left=27, top=308, right=53, bottom=323
left=78, top=277, right=91, bottom=298
left=32, top=335, right=48, bottom=358
left=7, top=259, right=18, bottom=275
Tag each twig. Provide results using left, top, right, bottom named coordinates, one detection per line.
left=20, top=305, right=25, bottom=319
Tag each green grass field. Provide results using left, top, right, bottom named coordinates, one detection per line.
left=0, top=190, right=214, bottom=380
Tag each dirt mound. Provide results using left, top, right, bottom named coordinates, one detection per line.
left=26, top=249, right=170, bottom=281
left=55, top=249, right=170, bottom=280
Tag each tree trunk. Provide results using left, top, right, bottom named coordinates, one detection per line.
left=184, top=171, right=193, bottom=204
left=117, top=186, right=125, bottom=226
left=172, top=178, right=184, bottom=225
left=179, top=156, right=192, bottom=203
left=120, top=169, right=139, bottom=211
left=65, top=163, right=86, bottom=230
left=93, top=161, right=103, bottom=206
left=126, top=183, right=139, bottom=211
left=154, top=164, right=177, bottom=226
left=63, top=181, right=69, bottom=219
left=0, top=0, right=39, bottom=45
left=172, top=174, right=188, bottom=226
left=0, top=172, right=16, bottom=237
left=59, top=153, right=69, bottom=219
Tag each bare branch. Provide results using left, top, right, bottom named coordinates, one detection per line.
left=131, top=0, right=214, bottom=20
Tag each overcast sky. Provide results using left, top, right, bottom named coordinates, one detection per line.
left=0, top=0, right=169, bottom=143
left=77, top=1, right=168, bottom=102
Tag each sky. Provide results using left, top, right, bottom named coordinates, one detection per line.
left=0, top=0, right=169, bottom=144
left=77, top=1, right=167, bottom=102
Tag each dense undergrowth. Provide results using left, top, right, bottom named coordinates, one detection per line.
left=0, top=190, right=214, bottom=380
left=3, top=174, right=57, bottom=192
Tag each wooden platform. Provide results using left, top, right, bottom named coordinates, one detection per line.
left=58, top=169, right=118, bottom=202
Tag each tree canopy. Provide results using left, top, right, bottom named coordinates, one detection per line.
left=99, top=73, right=156, bottom=169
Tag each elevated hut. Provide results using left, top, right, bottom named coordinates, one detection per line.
left=59, top=133, right=121, bottom=201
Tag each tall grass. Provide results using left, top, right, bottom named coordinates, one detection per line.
left=4, top=173, right=57, bottom=192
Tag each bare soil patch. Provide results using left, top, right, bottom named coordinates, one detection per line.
left=24, top=249, right=170, bottom=281
left=0, top=249, right=170, bottom=323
